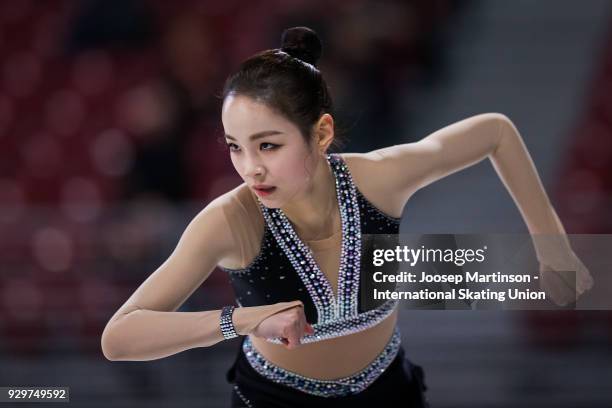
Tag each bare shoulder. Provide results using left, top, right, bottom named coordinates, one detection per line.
left=339, top=152, right=405, bottom=219
left=215, top=182, right=265, bottom=229
left=101, top=187, right=252, bottom=318
left=184, top=189, right=238, bottom=260
left=339, top=152, right=385, bottom=183
left=209, top=183, right=265, bottom=269
left=181, top=185, right=247, bottom=257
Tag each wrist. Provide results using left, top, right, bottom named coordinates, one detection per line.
left=232, top=301, right=304, bottom=336
left=220, top=305, right=239, bottom=339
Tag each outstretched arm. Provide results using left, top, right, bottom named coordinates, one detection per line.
left=367, top=113, right=592, bottom=302
left=369, top=112, right=558, bottom=233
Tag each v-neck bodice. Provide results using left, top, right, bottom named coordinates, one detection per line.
left=220, top=153, right=401, bottom=344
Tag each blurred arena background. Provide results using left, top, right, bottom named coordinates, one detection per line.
left=1, top=0, right=611, bottom=407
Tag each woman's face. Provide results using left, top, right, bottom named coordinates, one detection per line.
left=221, top=94, right=318, bottom=208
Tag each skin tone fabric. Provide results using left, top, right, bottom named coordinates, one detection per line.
left=101, top=98, right=592, bottom=380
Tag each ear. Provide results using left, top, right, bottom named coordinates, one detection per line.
left=313, top=113, right=335, bottom=154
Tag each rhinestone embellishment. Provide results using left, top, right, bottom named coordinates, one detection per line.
left=258, top=154, right=363, bottom=324
left=255, top=153, right=400, bottom=344
left=243, top=326, right=402, bottom=397
left=265, top=298, right=397, bottom=344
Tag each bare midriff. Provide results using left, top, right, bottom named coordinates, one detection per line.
left=249, top=307, right=398, bottom=380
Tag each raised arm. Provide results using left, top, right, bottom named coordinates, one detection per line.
left=363, top=113, right=557, bottom=233
left=362, top=112, right=592, bottom=302
left=100, top=194, right=303, bottom=361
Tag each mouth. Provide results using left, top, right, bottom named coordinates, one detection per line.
left=252, top=186, right=277, bottom=197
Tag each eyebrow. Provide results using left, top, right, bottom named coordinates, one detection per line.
left=224, top=130, right=284, bottom=141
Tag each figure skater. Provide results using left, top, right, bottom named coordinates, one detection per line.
left=101, top=26, right=593, bottom=408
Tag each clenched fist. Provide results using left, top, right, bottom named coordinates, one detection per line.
left=533, top=234, right=594, bottom=306
left=251, top=303, right=314, bottom=349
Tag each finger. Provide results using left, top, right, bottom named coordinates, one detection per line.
left=556, top=270, right=578, bottom=306
left=576, top=265, right=594, bottom=294
left=585, top=273, right=594, bottom=290
left=576, top=272, right=594, bottom=300
left=286, top=330, right=301, bottom=349
left=539, top=267, right=561, bottom=305
left=556, top=270, right=578, bottom=303
left=553, top=268, right=578, bottom=294
left=541, top=267, right=570, bottom=306
left=575, top=262, right=587, bottom=293
left=546, top=264, right=579, bottom=305
left=301, top=323, right=313, bottom=337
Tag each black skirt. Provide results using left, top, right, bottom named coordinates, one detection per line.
left=226, top=338, right=430, bottom=408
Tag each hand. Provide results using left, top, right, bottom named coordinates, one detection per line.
left=538, top=249, right=594, bottom=307
left=251, top=304, right=314, bottom=349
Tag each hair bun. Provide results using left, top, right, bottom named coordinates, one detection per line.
left=280, top=26, right=322, bottom=67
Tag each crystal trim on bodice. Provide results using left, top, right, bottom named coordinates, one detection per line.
left=257, top=153, right=399, bottom=344
left=265, top=298, right=397, bottom=344
left=259, top=154, right=363, bottom=325
left=243, top=326, right=402, bottom=397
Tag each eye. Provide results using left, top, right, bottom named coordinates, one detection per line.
left=226, top=142, right=240, bottom=152
left=261, top=142, right=280, bottom=151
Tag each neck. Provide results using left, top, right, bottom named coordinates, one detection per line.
left=281, top=154, right=339, bottom=241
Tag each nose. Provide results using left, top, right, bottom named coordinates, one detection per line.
left=244, top=155, right=266, bottom=180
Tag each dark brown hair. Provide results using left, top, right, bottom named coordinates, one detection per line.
left=221, top=26, right=344, bottom=151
